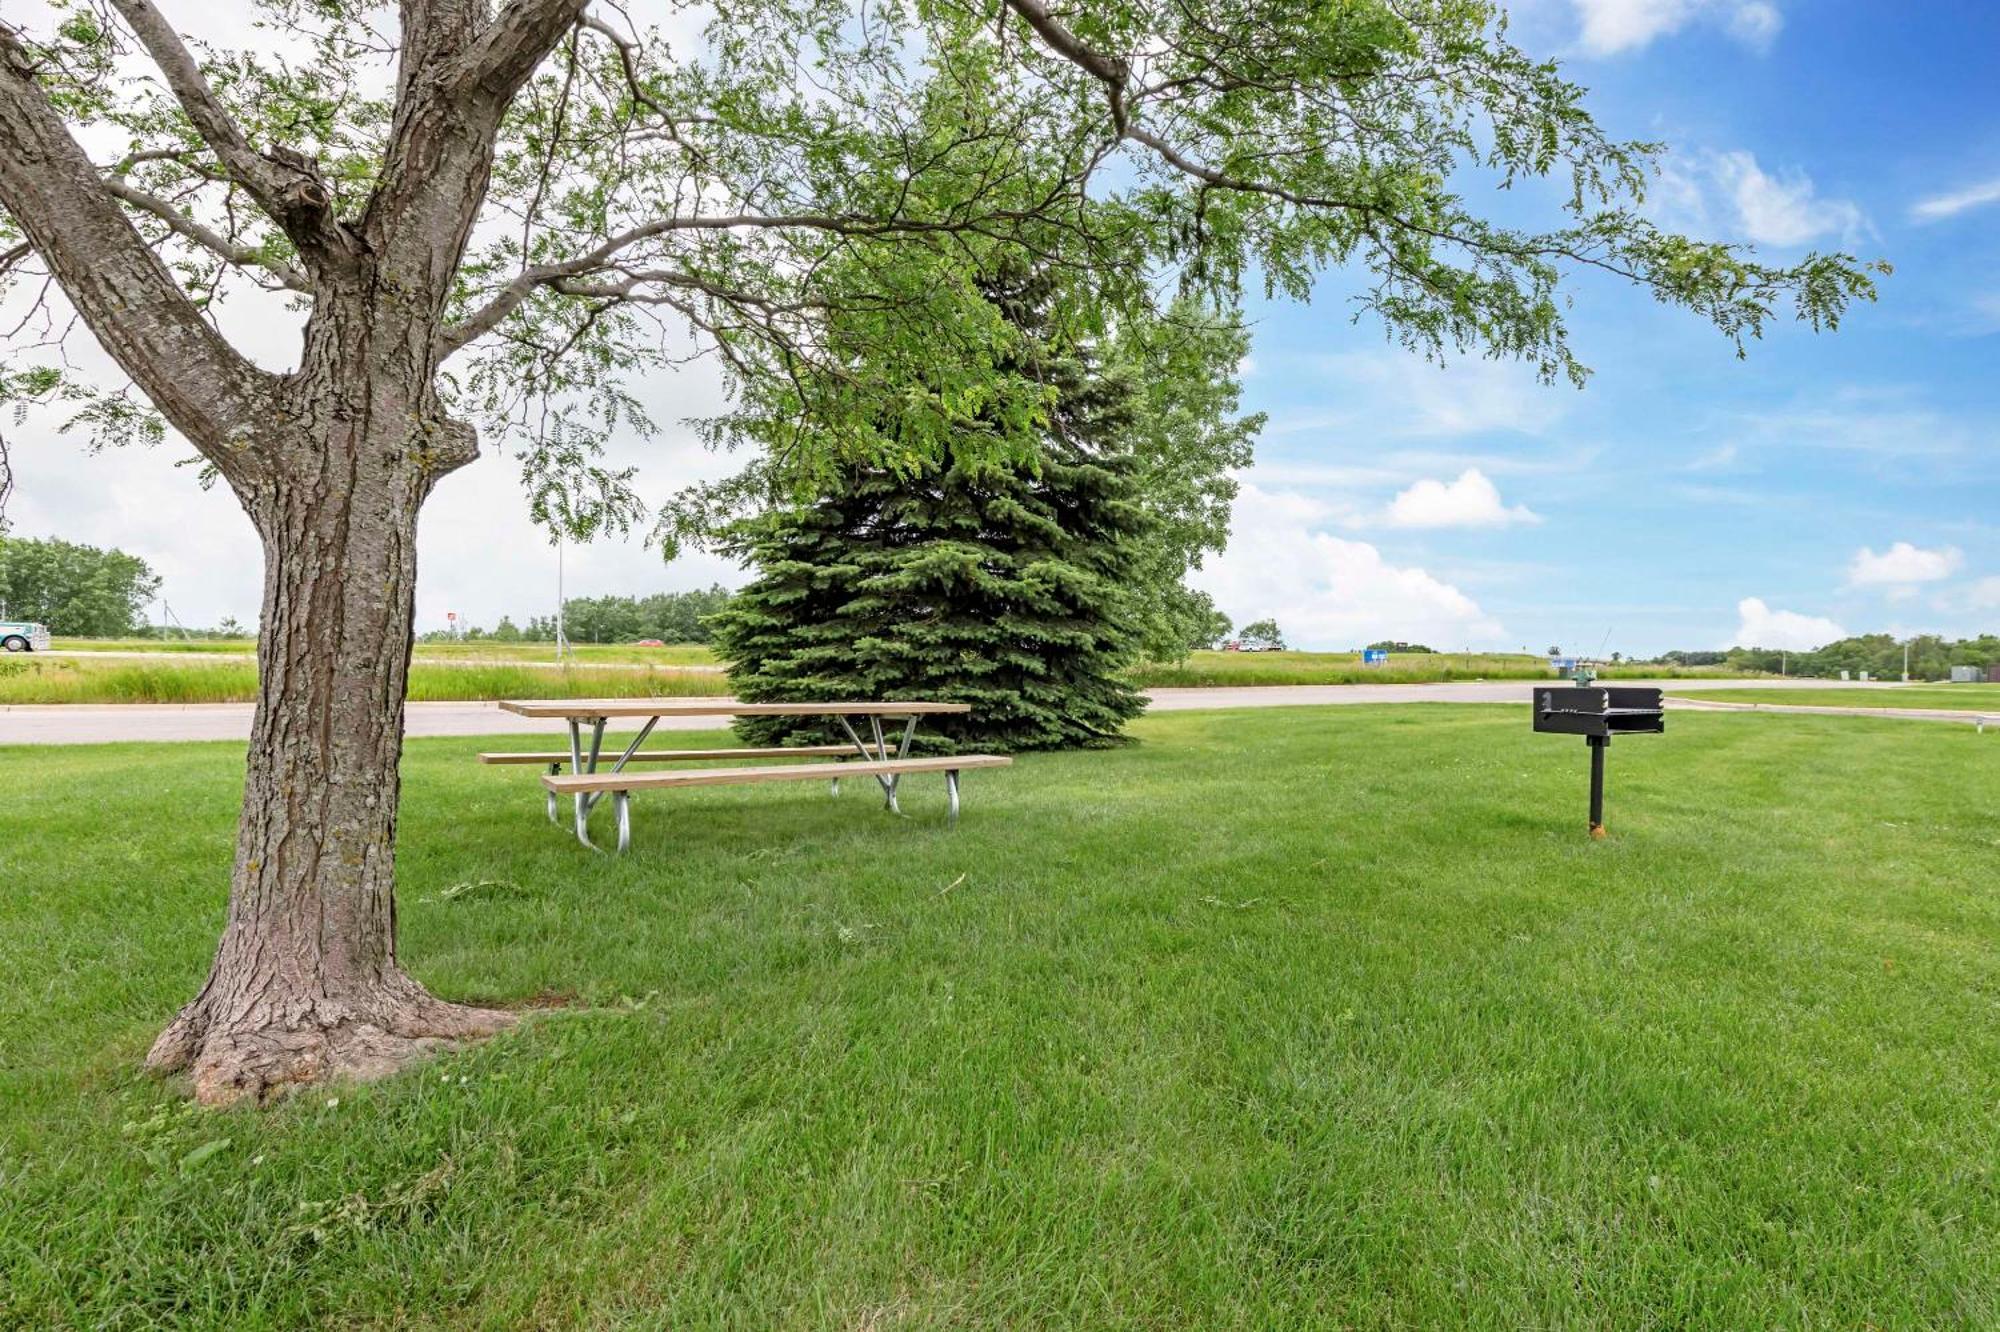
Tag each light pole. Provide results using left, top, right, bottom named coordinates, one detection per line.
left=555, top=534, right=570, bottom=661
left=1902, top=638, right=1910, bottom=683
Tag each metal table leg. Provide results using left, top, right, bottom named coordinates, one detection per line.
left=887, top=715, right=917, bottom=810
left=581, top=716, right=659, bottom=854
left=571, top=716, right=606, bottom=848
left=582, top=716, right=658, bottom=817
left=868, top=716, right=902, bottom=813
left=839, top=713, right=924, bottom=815
left=838, top=715, right=895, bottom=806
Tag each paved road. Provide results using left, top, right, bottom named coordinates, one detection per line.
left=6, top=677, right=1976, bottom=746
left=1670, top=698, right=1998, bottom=727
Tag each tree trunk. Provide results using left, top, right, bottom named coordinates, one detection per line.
left=146, top=349, right=510, bottom=1106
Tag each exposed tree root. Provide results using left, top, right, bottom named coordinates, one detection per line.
left=147, top=981, right=516, bottom=1107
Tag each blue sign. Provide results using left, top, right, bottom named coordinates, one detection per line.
left=1549, top=656, right=1577, bottom=671
left=1362, top=649, right=1389, bottom=665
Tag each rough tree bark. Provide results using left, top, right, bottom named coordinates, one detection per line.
left=144, top=310, right=513, bottom=1104
left=0, top=1, right=586, bottom=1103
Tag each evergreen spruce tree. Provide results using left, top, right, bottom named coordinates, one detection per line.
left=714, top=277, right=1151, bottom=752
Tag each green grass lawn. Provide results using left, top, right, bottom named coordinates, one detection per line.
left=2, top=708, right=1996, bottom=1328
left=1682, top=685, right=2000, bottom=712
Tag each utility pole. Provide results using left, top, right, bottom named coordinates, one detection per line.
left=1903, top=638, right=1910, bottom=683
left=555, top=535, right=570, bottom=661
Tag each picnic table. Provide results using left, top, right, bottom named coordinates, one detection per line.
left=488, top=698, right=1009, bottom=852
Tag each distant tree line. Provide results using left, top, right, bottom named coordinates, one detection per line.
left=1647, top=634, right=1999, bottom=680
left=0, top=534, right=159, bottom=636
left=416, top=586, right=736, bottom=644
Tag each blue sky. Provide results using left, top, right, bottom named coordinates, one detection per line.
left=10, top=0, right=1996, bottom=655
left=1190, top=0, right=2000, bottom=655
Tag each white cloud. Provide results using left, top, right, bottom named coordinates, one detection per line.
left=1570, top=0, right=1782, bottom=55
left=1910, top=176, right=2000, bottom=223
left=1965, top=577, right=2000, bottom=610
left=1679, top=443, right=1740, bottom=472
left=1846, top=541, right=1964, bottom=589
left=1734, top=391, right=1970, bottom=459
left=1271, top=352, right=1566, bottom=441
left=1654, top=150, right=1867, bottom=249
left=1380, top=469, right=1541, bottom=529
left=1708, top=151, right=1867, bottom=247
left=1728, top=597, right=1844, bottom=651
left=1725, top=2, right=1782, bottom=46
left=1193, top=484, right=1503, bottom=650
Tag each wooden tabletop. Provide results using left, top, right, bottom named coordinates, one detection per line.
left=497, top=698, right=973, bottom=719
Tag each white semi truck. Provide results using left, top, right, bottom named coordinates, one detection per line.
left=1, top=619, right=51, bottom=652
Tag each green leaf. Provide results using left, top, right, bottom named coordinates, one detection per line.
left=178, top=1138, right=233, bottom=1175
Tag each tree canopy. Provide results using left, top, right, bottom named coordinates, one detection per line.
left=0, top=533, right=160, bottom=635
left=532, top=586, right=735, bottom=644
left=3, top=0, right=1881, bottom=547
left=1238, top=618, right=1284, bottom=651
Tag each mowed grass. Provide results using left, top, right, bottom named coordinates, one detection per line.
left=1682, top=684, right=2000, bottom=712
left=2, top=708, right=1996, bottom=1328
left=0, top=656, right=729, bottom=704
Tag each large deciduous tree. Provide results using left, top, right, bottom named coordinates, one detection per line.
left=0, top=0, right=1878, bottom=1103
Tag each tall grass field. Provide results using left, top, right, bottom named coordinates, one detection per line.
left=0, top=656, right=729, bottom=704
left=15, top=643, right=1756, bottom=704
left=2, top=707, right=1994, bottom=1327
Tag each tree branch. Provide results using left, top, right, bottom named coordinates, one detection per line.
left=442, top=209, right=1057, bottom=355
left=349, top=0, right=586, bottom=333
left=0, top=25, right=274, bottom=479
left=102, top=178, right=312, bottom=292
left=104, top=0, right=345, bottom=257
left=995, top=0, right=1679, bottom=293
left=449, top=0, right=590, bottom=102
left=998, top=0, right=1129, bottom=132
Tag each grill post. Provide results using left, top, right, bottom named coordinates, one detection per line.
left=1587, top=735, right=1608, bottom=838
left=1533, top=685, right=1660, bottom=838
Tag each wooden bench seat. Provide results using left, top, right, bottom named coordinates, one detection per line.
left=544, top=754, right=1012, bottom=851
left=480, top=745, right=854, bottom=765
left=542, top=753, right=1010, bottom=795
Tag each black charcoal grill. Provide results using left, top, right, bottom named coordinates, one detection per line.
left=1532, top=686, right=1664, bottom=837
